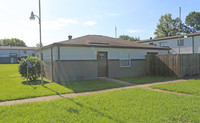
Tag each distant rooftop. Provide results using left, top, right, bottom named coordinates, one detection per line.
left=0, top=46, right=37, bottom=50
left=137, top=32, right=200, bottom=43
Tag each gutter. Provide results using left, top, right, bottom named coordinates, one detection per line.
left=51, top=43, right=171, bottom=50
left=51, top=46, right=54, bottom=82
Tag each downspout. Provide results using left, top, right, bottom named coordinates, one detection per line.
left=57, top=46, right=61, bottom=82
left=51, top=46, right=54, bottom=82
left=192, top=36, right=194, bottom=54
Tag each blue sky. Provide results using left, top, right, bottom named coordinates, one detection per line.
left=0, top=0, right=200, bottom=46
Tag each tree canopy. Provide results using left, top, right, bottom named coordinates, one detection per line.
left=154, top=14, right=181, bottom=38
left=154, top=12, right=199, bottom=38
left=119, top=35, right=140, bottom=41
left=185, top=11, right=200, bottom=32
left=36, top=43, right=43, bottom=48
left=0, top=38, right=26, bottom=47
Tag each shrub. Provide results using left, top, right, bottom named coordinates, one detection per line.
left=18, top=57, right=43, bottom=81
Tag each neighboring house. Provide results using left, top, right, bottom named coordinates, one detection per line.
left=39, top=35, right=170, bottom=82
left=137, top=32, right=200, bottom=54
left=0, top=46, right=37, bottom=64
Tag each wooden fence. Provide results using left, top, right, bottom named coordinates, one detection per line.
left=146, top=54, right=200, bottom=78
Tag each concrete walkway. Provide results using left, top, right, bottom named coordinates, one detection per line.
left=142, top=86, right=194, bottom=96
left=0, top=79, right=190, bottom=106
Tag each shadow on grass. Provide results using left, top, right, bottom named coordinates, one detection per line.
left=57, top=80, right=123, bottom=93
left=117, top=76, right=177, bottom=85
left=57, top=81, right=90, bottom=93
left=42, top=85, right=63, bottom=96
left=21, top=80, right=51, bottom=90
left=64, top=98, right=123, bottom=122
left=58, top=81, right=75, bottom=91
left=21, top=79, right=122, bottom=95
left=21, top=80, right=65, bottom=97
left=21, top=80, right=50, bottom=85
left=21, top=79, right=77, bottom=92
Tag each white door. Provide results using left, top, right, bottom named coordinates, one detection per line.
left=10, top=58, right=15, bottom=63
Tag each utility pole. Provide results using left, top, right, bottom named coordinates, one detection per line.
left=178, top=7, right=181, bottom=54
left=115, top=26, right=117, bottom=38
left=192, top=36, right=194, bottom=54
left=39, top=0, right=43, bottom=85
left=30, top=0, right=43, bottom=85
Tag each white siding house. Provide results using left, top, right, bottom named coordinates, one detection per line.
left=0, top=46, right=37, bottom=63
left=137, top=32, right=200, bottom=54
left=39, top=35, right=170, bottom=82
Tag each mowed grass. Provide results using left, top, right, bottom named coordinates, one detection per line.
left=1, top=88, right=200, bottom=122
left=117, top=76, right=175, bottom=84
left=151, top=79, right=200, bottom=95
left=59, top=80, right=123, bottom=92
left=0, top=64, right=123, bottom=102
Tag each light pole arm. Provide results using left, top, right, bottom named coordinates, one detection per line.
left=34, top=15, right=41, bottom=24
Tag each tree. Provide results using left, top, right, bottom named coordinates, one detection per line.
left=154, top=14, right=180, bottom=38
left=185, top=11, right=200, bottom=32
left=0, top=40, right=2, bottom=46
left=1, top=38, right=26, bottom=47
left=119, top=35, right=140, bottom=41
left=18, top=57, right=43, bottom=81
left=154, top=13, right=194, bottom=38
left=36, top=43, right=43, bottom=48
left=172, top=18, right=193, bottom=34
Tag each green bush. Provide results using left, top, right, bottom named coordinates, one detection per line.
left=18, top=57, right=43, bottom=81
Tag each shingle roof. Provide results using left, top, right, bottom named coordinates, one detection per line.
left=0, top=46, right=37, bottom=50
left=136, top=32, right=200, bottom=43
left=50, top=35, right=170, bottom=50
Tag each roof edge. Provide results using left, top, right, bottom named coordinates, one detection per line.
left=42, top=43, right=170, bottom=50
left=137, top=32, right=200, bottom=43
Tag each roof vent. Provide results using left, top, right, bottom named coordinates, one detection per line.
left=88, top=42, right=109, bottom=45
left=68, top=35, right=72, bottom=40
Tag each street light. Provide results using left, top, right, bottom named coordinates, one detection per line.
left=30, top=12, right=36, bottom=20
left=30, top=0, right=43, bottom=85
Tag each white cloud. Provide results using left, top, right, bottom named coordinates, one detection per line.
left=56, top=18, right=79, bottom=24
left=150, top=30, right=155, bottom=36
left=0, top=19, right=39, bottom=47
left=107, top=13, right=119, bottom=16
left=127, top=29, right=144, bottom=33
left=94, top=14, right=102, bottom=18
left=84, top=21, right=96, bottom=26
left=43, top=18, right=80, bottom=30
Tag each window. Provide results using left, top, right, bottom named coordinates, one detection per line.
left=159, top=42, right=168, bottom=47
left=32, top=53, right=36, bottom=56
left=23, top=50, right=27, bottom=54
left=10, top=53, right=17, bottom=57
left=177, top=39, right=184, bottom=46
left=120, top=51, right=131, bottom=67
left=147, top=52, right=158, bottom=55
left=149, top=43, right=156, bottom=46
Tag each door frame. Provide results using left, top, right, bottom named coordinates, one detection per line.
left=10, top=57, right=17, bottom=64
left=97, top=51, right=108, bottom=77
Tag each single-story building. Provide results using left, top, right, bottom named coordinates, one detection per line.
left=0, top=46, right=37, bottom=64
left=40, top=35, right=170, bottom=82
left=136, top=32, right=200, bottom=54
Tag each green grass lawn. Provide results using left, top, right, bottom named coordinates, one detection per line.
left=151, top=79, right=200, bottom=95
left=1, top=88, right=200, bottom=122
left=59, top=80, right=123, bottom=92
left=117, top=76, right=176, bottom=84
left=0, top=64, right=123, bottom=102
